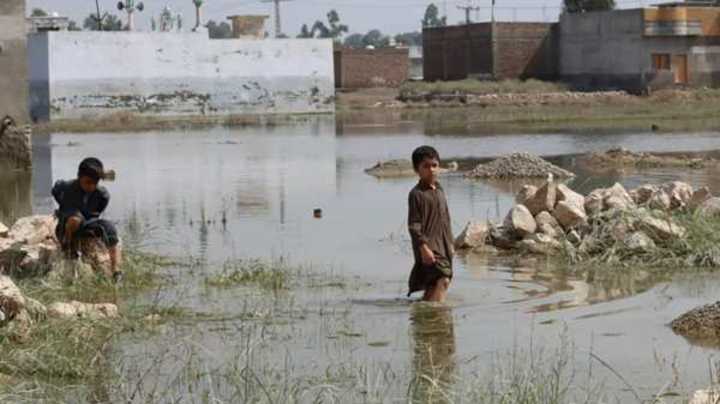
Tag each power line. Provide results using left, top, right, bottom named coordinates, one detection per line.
left=457, top=1, right=481, bottom=24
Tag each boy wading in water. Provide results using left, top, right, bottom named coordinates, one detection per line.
left=407, top=146, right=454, bottom=302
left=52, top=158, right=122, bottom=282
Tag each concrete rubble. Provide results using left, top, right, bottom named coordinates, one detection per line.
left=455, top=178, right=708, bottom=259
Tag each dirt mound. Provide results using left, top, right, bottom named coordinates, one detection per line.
left=581, top=147, right=713, bottom=170
left=365, top=159, right=458, bottom=178
left=466, top=153, right=575, bottom=179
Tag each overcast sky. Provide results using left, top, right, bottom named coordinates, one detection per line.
left=27, top=0, right=645, bottom=36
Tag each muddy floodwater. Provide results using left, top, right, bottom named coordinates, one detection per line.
left=6, top=117, right=720, bottom=402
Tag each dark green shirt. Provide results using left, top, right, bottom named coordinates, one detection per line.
left=407, top=181, right=454, bottom=268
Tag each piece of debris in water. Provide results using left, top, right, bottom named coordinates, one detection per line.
left=313, top=208, right=323, bottom=218
left=465, top=153, right=575, bottom=179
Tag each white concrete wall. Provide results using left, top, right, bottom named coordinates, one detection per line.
left=28, top=32, right=335, bottom=121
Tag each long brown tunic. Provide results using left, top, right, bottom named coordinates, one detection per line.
left=407, top=181, right=454, bottom=296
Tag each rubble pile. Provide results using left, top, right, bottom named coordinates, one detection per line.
left=466, top=153, right=575, bottom=179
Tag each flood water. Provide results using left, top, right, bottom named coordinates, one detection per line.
left=6, top=117, right=720, bottom=402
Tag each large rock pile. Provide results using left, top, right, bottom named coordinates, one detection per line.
left=466, top=153, right=575, bottom=179
left=454, top=178, right=712, bottom=258
left=0, top=215, right=114, bottom=277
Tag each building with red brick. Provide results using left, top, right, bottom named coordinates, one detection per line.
left=422, top=22, right=558, bottom=81
left=334, top=47, right=410, bottom=89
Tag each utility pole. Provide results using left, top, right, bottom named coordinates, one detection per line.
left=117, top=0, right=145, bottom=31
left=457, top=2, right=481, bottom=25
left=192, top=0, right=204, bottom=32
left=262, top=0, right=293, bottom=38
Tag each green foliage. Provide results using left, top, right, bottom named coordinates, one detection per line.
left=343, top=29, right=391, bottom=49
left=298, top=9, right=349, bottom=40
left=30, top=8, right=48, bottom=17
left=395, top=31, right=422, bottom=47
left=82, top=13, right=123, bottom=31
left=422, top=3, right=447, bottom=28
left=206, top=20, right=233, bottom=39
left=564, top=0, right=615, bottom=13
left=204, top=259, right=291, bottom=291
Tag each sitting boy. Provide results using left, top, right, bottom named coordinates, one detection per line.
left=52, top=157, right=122, bottom=282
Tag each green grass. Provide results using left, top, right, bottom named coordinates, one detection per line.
left=204, top=259, right=292, bottom=291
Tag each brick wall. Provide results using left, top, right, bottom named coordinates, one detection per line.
left=423, top=24, right=493, bottom=81
left=335, top=48, right=409, bottom=89
left=495, top=23, right=558, bottom=80
left=422, top=22, right=558, bottom=81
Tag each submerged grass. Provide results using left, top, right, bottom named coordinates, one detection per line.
left=204, top=259, right=292, bottom=291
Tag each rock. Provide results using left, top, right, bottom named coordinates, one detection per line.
left=648, top=191, right=672, bottom=211
left=637, top=214, right=686, bottom=242
left=556, top=184, right=585, bottom=208
left=472, top=245, right=500, bottom=255
left=661, top=181, right=694, bottom=210
left=79, top=238, right=113, bottom=277
left=47, top=301, right=119, bottom=320
left=0, top=240, right=59, bottom=275
left=0, top=222, right=8, bottom=238
left=504, top=205, right=537, bottom=238
left=0, top=275, right=25, bottom=320
left=524, top=181, right=557, bottom=216
left=515, top=185, right=537, bottom=205
left=604, top=183, right=635, bottom=211
left=689, top=389, right=720, bottom=404
left=8, top=215, right=56, bottom=245
left=520, top=233, right=562, bottom=255
left=631, top=185, right=658, bottom=205
left=699, top=197, right=720, bottom=217
left=585, top=189, right=605, bottom=216
left=623, top=231, right=656, bottom=253
left=553, top=201, right=588, bottom=230
left=466, top=153, right=575, bottom=179
left=535, top=211, right=562, bottom=238
left=454, top=221, right=490, bottom=250
left=489, top=224, right=518, bottom=250
left=671, top=301, right=720, bottom=339
left=690, top=187, right=713, bottom=210
left=567, top=230, right=582, bottom=245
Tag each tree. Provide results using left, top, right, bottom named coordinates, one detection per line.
left=395, top=31, right=422, bottom=47
left=83, top=13, right=123, bottom=31
left=206, top=20, right=233, bottom=39
left=68, top=20, right=81, bottom=31
left=362, top=29, right=389, bottom=48
left=30, top=8, right=48, bottom=17
left=297, top=23, right=313, bottom=38
left=422, top=4, right=446, bottom=28
left=563, top=0, right=615, bottom=13
left=343, top=33, right=364, bottom=48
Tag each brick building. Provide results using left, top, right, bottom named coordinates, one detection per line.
left=422, top=22, right=558, bottom=81
left=334, top=47, right=409, bottom=89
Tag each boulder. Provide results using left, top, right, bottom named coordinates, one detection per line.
left=535, top=211, right=562, bottom=238
left=0, top=240, right=59, bottom=275
left=566, top=230, right=582, bottom=245
left=671, top=301, right=720, bottom=339
left=0, top=275, right=25, bottom=320
left=504, top=205, right=537, bottom=238
left=631, top=185, right=658, bottom=205
left=47, top=301, right=119, bottom=320
left=585, top=189, right=605, bottom=216
left=489, top=224, right=518, bottom=250
left=0, top=222, right=8, bottom=238
left=524, top=181, right=557, bottom=216
left=454, top=221, right=490, bottom=250
left=520, top=233, right=562, bottom=255
left=690, top=187, right=713, bottom=211
left=8, top=215, right=56, bottom=245
left=637, top=214, right=686, bottom=242
left=661, top=181, right=694, bottom=210
left=556, top=184, right=585, bottom=208
left=699, top=197, right=720, bottom=217
left=515, top=185, right=537, bottom=205
left=623, top=231, right=656, bottom=253
left=648, top=191, right=672, bottom=211
left=553, top=201, right=588, bottom=230
left=604, top=183, right=635, bottom=211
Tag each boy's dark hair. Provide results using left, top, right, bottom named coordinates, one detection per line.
left=78, top=157, right=105, bottom=183
left=412, top=146, right=440, bottom=170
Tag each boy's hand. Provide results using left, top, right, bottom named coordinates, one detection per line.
left=420, top=244, right=436, bottom=266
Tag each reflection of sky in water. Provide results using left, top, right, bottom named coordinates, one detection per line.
left=10, top=120, right=720, bottom=400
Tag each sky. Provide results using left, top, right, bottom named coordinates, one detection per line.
left=27, top=0, right=648, bottom=36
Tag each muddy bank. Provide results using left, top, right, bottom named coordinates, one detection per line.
left=364, top=159, right=459, bottom=178
left=578, top=147, right=720, bottom=171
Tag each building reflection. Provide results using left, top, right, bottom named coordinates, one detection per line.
left=409, top=303, right=457, bottom=404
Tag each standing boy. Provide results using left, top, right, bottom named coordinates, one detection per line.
left=407, top=146, right=454, bottom=302
left=52, top=157, right=122, bottom=281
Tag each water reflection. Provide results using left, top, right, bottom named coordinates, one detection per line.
left=409, top=303, right=457, bottom=404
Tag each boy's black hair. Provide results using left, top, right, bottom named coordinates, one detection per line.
left=78, top=157, right=105, bottom=183
left=411, top=145, right=440, bottom=170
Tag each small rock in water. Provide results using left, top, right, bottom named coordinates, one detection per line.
left=313, top=208, right=323, bottom=219
left=454, top=221, right=490, bottom=250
